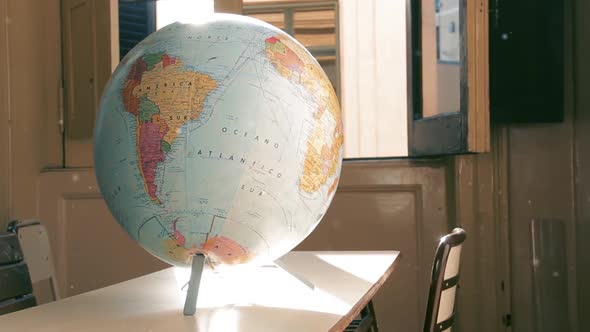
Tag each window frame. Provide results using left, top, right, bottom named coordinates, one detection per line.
left=407, top=0, right=489, bottom=156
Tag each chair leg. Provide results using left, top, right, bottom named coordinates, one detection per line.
left=360, top=300, right=379, bottom=332
left=367, top=300, right=379, bottom=332
left=345, top=300, right=379, bottom=332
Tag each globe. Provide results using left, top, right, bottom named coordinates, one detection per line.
left=94, top=14, right=343, bottom=268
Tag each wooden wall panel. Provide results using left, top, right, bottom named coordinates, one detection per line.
left=0, top=0, right=62, bottom=226
left=298, top=159, right=449, bottom=331
left=0, top=0, right=9, bottom=225
left=505, top=0, right=578, bottom=329
left=451, top=128, right=511, bottom=332
left=507, top=113, right=577, bottom=332
left=38, top=169, right=168, bottom=298
left=215, top=0, right=242, bottom=14
left=62, top=0, right=114, bottom=167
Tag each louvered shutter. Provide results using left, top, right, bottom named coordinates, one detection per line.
left=119, top=1, right=156, bottom=59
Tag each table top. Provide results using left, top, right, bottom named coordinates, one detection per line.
left=0, top=251, right=400, bottom=332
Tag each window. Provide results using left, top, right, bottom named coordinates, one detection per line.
left=61, top=0, right=489, bottom=167
left=61, top=0, right=217, bottom=167
left=243, top=0, right=410, bottom=158
left=118, top=0, right=215, bottom=60
left=409, top=0, right=489, bottom=155
left=243, top=1, right=339, bottom=96
left=119, top=1, right=156, bottom=60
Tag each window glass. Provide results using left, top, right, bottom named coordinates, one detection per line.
left=420, top=0, right=462, bottom=117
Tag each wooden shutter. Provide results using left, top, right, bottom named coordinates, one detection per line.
left=118, top=1, right=156, bottom=59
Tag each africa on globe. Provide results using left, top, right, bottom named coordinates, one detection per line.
left=94, top=14, right=343, bottom=268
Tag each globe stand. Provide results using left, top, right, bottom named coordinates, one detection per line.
left=183, top=254, right=206, bottom=316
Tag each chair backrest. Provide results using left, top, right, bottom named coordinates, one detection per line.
left=0, top=232, right=37, bottom=315
left=423, top=228, right=467, bottom=332
left=7, top=220, right=60, bottom=301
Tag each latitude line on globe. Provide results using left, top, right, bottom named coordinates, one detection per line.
left=207, top=37, right=253, bottom=111
left=181, top=34, right=250, bottom=131
left=185, top=72, right=192, bottom=215
left=204, top=215, right=216, bottom=243
left=259, top=187, right=292, bottom=232
left=154, top=216, right=179, bottom=245
left=221, top=215, right=271, bottom=253
left=136, top=216, right=157, bottom=240
left=251, top=48, right=289, bottom=142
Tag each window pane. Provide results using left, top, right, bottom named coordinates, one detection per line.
left=119, top=1, right=156, bottom=60
left=156, top=0, right=214, bottom=29
left=421, top=0, right=462, bottom=117
left=244, top=0, right=409, bottom=159
left=243, top=0, right=339, bottom=95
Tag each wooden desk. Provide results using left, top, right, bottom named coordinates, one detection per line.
left=0, top=251, right=399, bottom=332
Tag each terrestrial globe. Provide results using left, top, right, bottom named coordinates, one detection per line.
left=94, top=14, right=343, bottom=268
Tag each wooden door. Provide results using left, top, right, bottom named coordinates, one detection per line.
left=61, top=0, right=116, bottom=167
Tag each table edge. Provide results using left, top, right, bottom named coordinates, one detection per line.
left=328, top=252, right=402, bottom=332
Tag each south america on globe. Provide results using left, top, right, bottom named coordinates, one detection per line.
left=94, top=14, right=343, bottom=268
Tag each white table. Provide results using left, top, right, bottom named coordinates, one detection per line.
left=0, top=251, right=399, bottom=332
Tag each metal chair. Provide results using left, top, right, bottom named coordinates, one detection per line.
left=0, top=231, right=37, bottom=315
left=423, top=228, right=467, bottom=332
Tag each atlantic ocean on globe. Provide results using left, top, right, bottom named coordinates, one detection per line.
left=94, top=14, right=343, bottom=268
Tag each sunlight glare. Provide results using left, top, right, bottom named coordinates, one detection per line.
left=173, top=263, right=350, bottom=316
left=208, top=307, right=240, bottom=332
left=156, top=0, right=214, bottom=29
left=315, top=252, right=395, bottom=284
